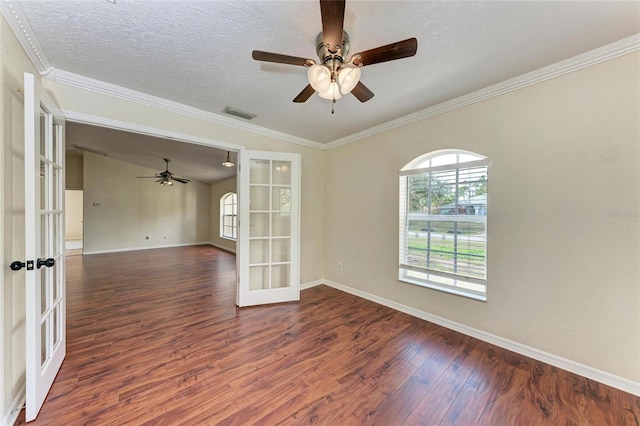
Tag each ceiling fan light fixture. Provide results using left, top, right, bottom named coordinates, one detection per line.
left=338, top=66, right=361, bottom=94
left=222, top=151, right=235, bottom=168
left=307, top=64, right=331, bottom=93
left=318, top=81, right=342, bottom=100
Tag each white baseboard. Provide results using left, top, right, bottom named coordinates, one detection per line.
left=300, top=279, right=323, bottom=290
left=81, top=241, right=211, bottom=255
left=2, top=384, right=25, bottom=426
left=320, top=279, right=640, bottom=397
left=208, top=242, right=236, bottom=254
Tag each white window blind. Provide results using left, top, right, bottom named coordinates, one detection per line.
left=399, top=151, right=488, bottom=300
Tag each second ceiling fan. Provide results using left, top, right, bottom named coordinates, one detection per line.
left=252, top=0, right=418, bottom=106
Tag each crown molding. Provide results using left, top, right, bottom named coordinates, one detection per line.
left=4, top=0, right=637, bottom=151
left=326, top=33, right=640, bottom=150
left=0, top=0, right=52, bottom=74
left=47, top=69, right=325, bottom=150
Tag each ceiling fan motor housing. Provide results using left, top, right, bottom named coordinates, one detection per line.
left=316, top=31, right=350, bottom=68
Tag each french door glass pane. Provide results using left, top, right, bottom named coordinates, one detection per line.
left=250, top=159, right=270, bottom=184
left=250, top=186, right=269, bottom=210
left=272, top=214, right=291, bottom=237
left=272, top=239, right=290, bottom=262
left=39, top=111, right=46, bottom=156
left=40, top=268, right=48, bottom=315
left=250, top=239, right=269, bottom=264
left=272, top=161, right=291, bottom=185
left=249, top=266, right=269, bottom=290
left=40, top=162, right=47, bottom=210
left=250, top=213, right=269, bottom=237
left=40, top=321, right=48, bottom=366
left=53, top=307, right=60, bottom=346
left=271, top=264, right=290, bottom=288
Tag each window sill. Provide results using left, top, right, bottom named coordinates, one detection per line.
left=399, top=274, right=487, bottom=302
left=220, top=236, right=237, bottom=242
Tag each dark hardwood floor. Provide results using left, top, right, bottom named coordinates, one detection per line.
left=15, top=245, right=639, bottom=425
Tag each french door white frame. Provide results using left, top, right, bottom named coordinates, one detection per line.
left=24, top=72, right=66, bottom=421
left=236, top=150, right=301, bottom=307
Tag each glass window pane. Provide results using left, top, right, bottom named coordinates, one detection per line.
left=272, top=214, right=291, bottom=237
left=39, top=111, right=46, bottom=157
left=40, top=320, right=48, bottom=366
left=40, top=161, right=47, bottom=210
left=272, top=238, right=290, bottom=262
left=250, top=160, right=270, bottom=184
left=250, top=186, right=269, bottom=211
left=52, top=122, right=60, bottom=163
left=53, top=306, right=60, bottom=346
left=250, top=213, right=269, bottom=237
left=40, top=268, right=48, bottom=315
left=272, top=187, right=291, bottom=212
left=272, top=161, right=291, bottom=185
left=271, top=264, right=290, bottom=289
left=249, top=266, right=269, bottom=290
left=250, top=239, right=269, bottom=264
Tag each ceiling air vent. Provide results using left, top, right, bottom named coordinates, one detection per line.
left=223, top=106, right=257, bottom=120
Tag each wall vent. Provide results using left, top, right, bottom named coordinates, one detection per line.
left=223, top=106, right=257, bottom=120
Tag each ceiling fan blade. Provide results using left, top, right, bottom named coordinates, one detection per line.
left=252, top=50, right=312, bottom=66
left=173, top=177, right=191, bottom=184
left=351, top=81, right=374, bottom=103
left=352, top=37, right=418, bottom=67
left=137, top=176, right=158, bottom=179
left=320, top=0, right=345, bottom=53
left=293, top=84, right=316, bottom=103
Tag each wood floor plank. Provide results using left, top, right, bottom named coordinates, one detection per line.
left=14, top=245, right=639, bottom=425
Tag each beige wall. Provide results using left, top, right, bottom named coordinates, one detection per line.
left=0, top=14, right=38, bottom=423
left=82, top=153, right=211, bottom=253
left=64, top=190, right=83, bottom=241
left=324, top=52, right=640, bottom=383
left=210, top=176, right=237, bottom=253
left=44, top=80, right=326, bottom=284
left=65, top=151, right=83, bottom=190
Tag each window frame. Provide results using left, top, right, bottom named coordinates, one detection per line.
left=220, top=192, right=238, bottom=241
left=399, top=150, right=488, bottom=301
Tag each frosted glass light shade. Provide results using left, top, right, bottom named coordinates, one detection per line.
left=338, top=66, right=361, bottom=94
left=307, top=64, right=331, bottom=93
left=318, top=82, right=342, bottom=100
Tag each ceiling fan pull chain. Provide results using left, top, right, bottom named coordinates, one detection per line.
left=331, top=98, right=336, bottom=114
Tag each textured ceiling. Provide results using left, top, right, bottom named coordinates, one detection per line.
left=67, top=122, right=236, bottom=184
left=5, top=0, right=639, bottom=182
left=12, top=0, right=639, bottom=145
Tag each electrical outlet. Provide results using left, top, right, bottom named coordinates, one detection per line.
left=337, top=262, right=343, bottom=272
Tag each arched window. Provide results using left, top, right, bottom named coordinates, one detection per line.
left=399, top=150, right=488, bottom=300
left=220, top=192, right=237, bottom=240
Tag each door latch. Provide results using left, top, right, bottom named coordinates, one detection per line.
left=9, top=260, right=35, bottom=271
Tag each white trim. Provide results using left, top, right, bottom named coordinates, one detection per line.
left=326, top=34, right=640, bottom=149
left=0, top=0, right=52, bottom=75
left=300, top=279, right=323, bottom=290
left=321, top=279, right=640, bottom=397
left=47, top=70, right=324, bottom=150
left=2, top=384, right=25, bottom=426
left=81, top=242, right=211, bottom=256
left=61, top=110, right=244, bottom=152
left=2, top=0, right=637, bottom=150
left=208, top=242, right=236, bottom=254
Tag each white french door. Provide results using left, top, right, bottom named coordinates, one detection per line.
left=24, top=72, right=66, bottom=421
left=237, top=150, right=300, bottom=307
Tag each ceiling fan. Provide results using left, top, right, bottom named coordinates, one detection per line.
left=252, top=0, right=417, bottom=109
left=137, top=158, right=191, bottom=186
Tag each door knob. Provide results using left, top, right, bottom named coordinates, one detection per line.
left=10, top=260, right=34, bottom=271
left=37, top=258, right=55, bottom=269
left=10, top=261, right=25, bottom=271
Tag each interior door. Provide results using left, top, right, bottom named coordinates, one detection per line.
left=24, top=72, right=66, bottom=421
left=237, top=150, right=300, bottom=307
